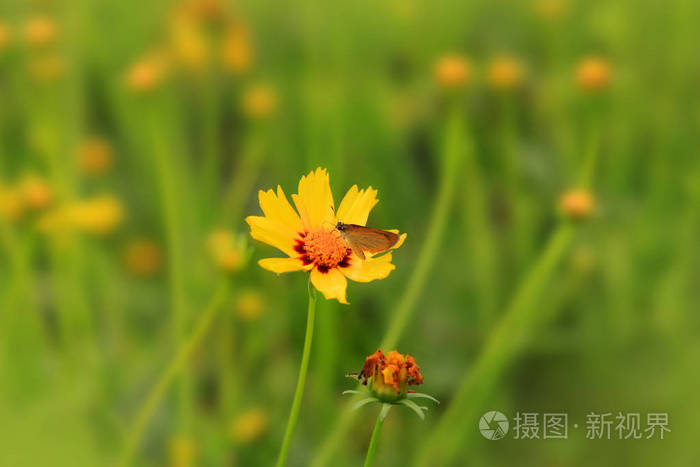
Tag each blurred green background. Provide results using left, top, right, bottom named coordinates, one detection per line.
left=1, top=0, right=699, bottom=466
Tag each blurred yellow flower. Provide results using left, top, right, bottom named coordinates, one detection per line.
left=575, top=56, right=612, bottom=92
left=24, top=16, right=58, bottom=47
left=434, top=54, right=471, bottom=89
left=126, top=53, right=168, bottom=92
left=169, top=11, right=209, bottom=71
left=67, top=195, right=125, bottom=235
left=0, top=21, right=11, bottom=52
left=19, top=174, right=53, bottom=211
left=78, top=137, right=113, bottom=175
left=207, top=229, right=245, bottom=272
left=246, top=168, right=406, bottom=304
left=123, top=239, right=162, bottom=277
left=169, top=435, right=196, bottom=467
left=534, top=0, right=568, bottom=21
left=241, top=84, right=276, bottom=119
left=487, top=55, right=524, bottom=90
left=221, top=22, right=253, bottom=74
left=236, top=289, right=265, bottom=321
left=0, top=185, right=24, bottom=222
left=559, top=189, right=595, bottom=220
left=230, top=407, right=269, bottom=444
left=28, top=54, right=65, bottom=82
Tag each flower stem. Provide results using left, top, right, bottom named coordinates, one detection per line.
left=276, top=282, right=317, bottom=467
left=118, top=281, right=229, bottom=467
left=380, top=103, right=465, bottom=349
left=149, top=107, right=191, bottom=431
left=363, top=404, right=391, bottom=467
left=414, top=224, right=575, bottom=467
left=311, top=103, right=466, bottom=467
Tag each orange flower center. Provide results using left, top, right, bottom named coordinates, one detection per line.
left=295, top=229, right=350, bottom=272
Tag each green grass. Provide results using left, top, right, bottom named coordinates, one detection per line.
left=1, top=0, right=699, bottom=466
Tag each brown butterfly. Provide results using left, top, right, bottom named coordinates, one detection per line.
left=335, top=222, right=400, bottom=260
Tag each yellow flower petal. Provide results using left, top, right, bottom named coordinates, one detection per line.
left=259, top=257, right=307, bottom=274
left=246, top=216, right=298, bottom=257
left=258, top=186, right=302, bottom=234
left=388, top=231, right=407, bottom=249
left=310, top=267, right=349, bottom=304
left=292, top=168, right=335, bottom=231
left=336, top=185, right=378, bottom=226
left=341, top=252, right=396, bottom=282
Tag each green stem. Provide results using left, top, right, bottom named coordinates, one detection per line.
left=276, top=282, right=317, bottom=467
left=200, top=74, right=221, bottom=207
left=578, top=116, right=600, bottom=189
left=364, top=404, right=390, bottom=467
left=380, top=105, right=464, bottom=349
left=149, top=108, right=190, bottom=429
left=118, top=281, right=229, bottom=467
left=221, top=129, right=266, bottom=226
left=414, top=223, right=574, bottom=467
left=311, top=104, right=465, bottom=467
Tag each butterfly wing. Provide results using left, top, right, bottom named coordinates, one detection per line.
left=342, top=225, right=400, bottom=259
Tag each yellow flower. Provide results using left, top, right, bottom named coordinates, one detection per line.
left=24, top=16, right=58, bottom=47
left=66, top=195, right=125, bottom=235
left=207, top=229, right=246, bottom=272
left=246, top=168, right=406, bottom=304
left=241, top=84, right=277, bottom=119
left=126, top=52, right=168, bottom=92
left=221, top=21, right=253, bottom=74
left=575, top=56, right=612, bottom=92
left=559, top=189, right=595, bottom=220
left=169, top=10, right=209, bottom=71
left=230, top=407, right=268, bottom=444
left=0, top=21, right=11, bottom=52
left=486, top=55, right=523, bottom=90
left=123, top=239, right=162, bottom=277
left=169, top=435, right=196, bottom=467
left=434, top=54, right=471, bottom=89
left=19, top=174, right=53, bottom=211
left=78, top=137, right=114, bottom=175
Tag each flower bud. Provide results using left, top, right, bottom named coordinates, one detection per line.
left=359, top=349, right=423, bottom=402
left=25, top=16, right=58, bottom=47
left=487, top=56, right=523, bottom=91
left=434, top=54, right=471, bottom=89
left=575, top=56, right=612, bottom=92
left=559, top=189, right=595, bottom=220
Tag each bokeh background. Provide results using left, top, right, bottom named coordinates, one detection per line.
left=1, top=0, right=699, bottom=466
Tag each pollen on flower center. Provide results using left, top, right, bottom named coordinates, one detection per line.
left=295, top=229, right=350, bottom=271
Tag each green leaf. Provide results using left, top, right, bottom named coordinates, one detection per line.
left=342, top=390, right=365, bottom=396
left=399, top=399, right=426, bottom=420
left=407, top=392, right=440, bottom=405
left=352, top=397, right=379, bottom=411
